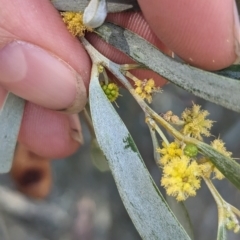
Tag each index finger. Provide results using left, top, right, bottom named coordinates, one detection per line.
left=138, top=0, right=238, bottom=70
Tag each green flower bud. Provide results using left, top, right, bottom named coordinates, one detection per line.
left=184, top=144, right=198, bottom=157
left=101, top=83, right=119, bottom=102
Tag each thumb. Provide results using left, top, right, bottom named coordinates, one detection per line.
left=0, top=0, right=91, bottom=112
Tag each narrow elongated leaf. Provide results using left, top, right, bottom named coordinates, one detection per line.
left=95, top=23, right=240, bottom=113
left=89, top=65, right=190, bottom=240
left=217, top=224, right=226, bottom=240
left=0, top=93, right=25, bottom=173
left=197, top=142, right=240, bottom=190
left=166, top=196, right=194, bottom=240
left=51, top=0, right=139, bottom=12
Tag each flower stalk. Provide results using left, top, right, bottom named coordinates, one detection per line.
left=204, top=177, right=240, bottom=233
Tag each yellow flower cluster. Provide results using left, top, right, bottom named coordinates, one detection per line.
left=101, top=82, right=120, bottom=102
left=181, top=104, right=213, bottom=140
left=134, top=78, right=159, bottom=103
left=157, top=141, right=201, bottom=201
left=61, top=12, right=92, bottom=36
left=161, top=155, right=201, bottom=201
left=200, top=139, right=232, bottom=180
left=157, top=141, right=182, bottom=165
left=154, top=104, right=238, bottom=233
left=156, top=104, right=234, bottom=200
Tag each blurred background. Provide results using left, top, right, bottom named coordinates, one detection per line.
left=0, top=82, right=240, bottom=240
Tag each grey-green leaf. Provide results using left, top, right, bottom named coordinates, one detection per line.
left=166, top=196, right=194, bottom=240
left=89, top=65, right=190, bottom=240
left=0, top=93, right=25, bottom=173
left=51, top=0, right=139, bottom=12
left=95, top=23, right=240, bottom=113
left=197, top=142, right=240, bottom=190
left=217, top=223, right=227, bottom=240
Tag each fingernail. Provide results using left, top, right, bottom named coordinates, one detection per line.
left=0, top=41, right=87, bottom=112
left=69, top=114, right=84, bottom=144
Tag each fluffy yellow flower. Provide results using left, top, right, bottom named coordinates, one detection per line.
left=134, top=78, right=160, bottom=103
left=161, top=156, right=201, bottom=201
left=61, top=12, right=92, bottom=36
left=181, top=104, right=213, bottom=140
left=200, top=139, right=232, bottom=180
left=211, top=139, right=232, bottom=157
left=157, top=141, right=182, bottom=165
left=199, top=161, right=213, bottom=178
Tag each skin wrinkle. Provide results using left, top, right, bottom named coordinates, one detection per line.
left=0, top=28, right=16, bottom=48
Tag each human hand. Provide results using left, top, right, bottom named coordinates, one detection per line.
left=0, top=0, right=238, bottom=160
left=0, top=0, right=92, bottom=158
